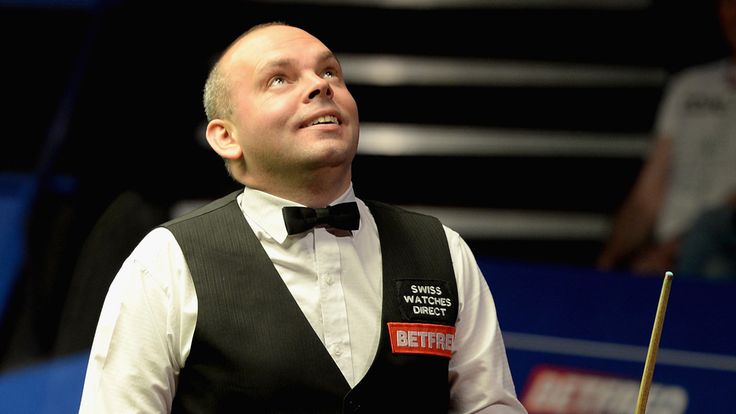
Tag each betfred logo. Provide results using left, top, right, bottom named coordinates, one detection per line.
left=521, top=365, right=688, bottom=414
left=387, top=322, right=456, bottom=358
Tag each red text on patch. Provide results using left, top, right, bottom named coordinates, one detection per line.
left=387, top=322, right=456, bottom=358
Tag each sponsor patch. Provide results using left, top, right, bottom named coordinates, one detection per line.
left=395, top=279, right=455, bottom=323
left=387, top=322, right=456, bottom=358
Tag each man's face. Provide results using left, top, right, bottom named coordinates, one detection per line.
left=221, top=25, right=360, bottom=182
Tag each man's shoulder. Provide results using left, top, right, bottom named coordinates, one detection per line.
left=363, top=200, right=440, bottom=221
left=362, top=200, right=451, bottom=239
left=670, top=59, right=727, bottom=88
left=162, top=190, right=243, bottom=229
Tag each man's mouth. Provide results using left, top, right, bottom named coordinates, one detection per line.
left=309, top=115, right=340, bottom=126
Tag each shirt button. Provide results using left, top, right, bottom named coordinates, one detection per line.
left=324, top=275, right=334, bottom=285
left=334, top=346, right=342, bottom=356
left=346, top=399, right=361, bottom=412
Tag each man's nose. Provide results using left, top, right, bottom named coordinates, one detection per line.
left=307, top=76, right=333, bottom=100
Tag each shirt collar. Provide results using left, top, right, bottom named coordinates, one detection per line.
left=237, top=184, right=358, bottom=244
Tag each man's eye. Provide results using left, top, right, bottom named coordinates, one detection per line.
left=323, top=70, right=335, bottom=79
left=269, top=76, right=286, bottom=87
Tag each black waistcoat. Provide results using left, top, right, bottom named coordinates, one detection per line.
left=164, top=191, right=458, bottom=413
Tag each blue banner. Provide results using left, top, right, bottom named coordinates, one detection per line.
left=482, top=258, right=736, bottom=413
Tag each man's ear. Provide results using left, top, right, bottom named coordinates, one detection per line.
left=205, top=119, right=243, bottom=161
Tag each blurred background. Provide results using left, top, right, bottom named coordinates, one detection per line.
left=1, top=0, right=735, bottom=412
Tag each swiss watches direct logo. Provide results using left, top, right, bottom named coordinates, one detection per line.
left=395, top=279, right=455, bottom=323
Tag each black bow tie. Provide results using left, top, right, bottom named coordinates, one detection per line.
left=282, top=202, right=360, bottom=235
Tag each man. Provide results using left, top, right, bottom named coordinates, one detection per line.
left=78, top=22, right=527, bottom=413
left=597, top=0, right=736, bottom=279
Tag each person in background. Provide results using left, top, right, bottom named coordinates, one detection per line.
left=597, top=0, right=736, bottom=280
left=78, top=22, right=527, bottom=413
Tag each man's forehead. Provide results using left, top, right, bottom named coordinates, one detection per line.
left=255, top=50, right=337, bottom=71
left=229, top=32, right=335, bottom=72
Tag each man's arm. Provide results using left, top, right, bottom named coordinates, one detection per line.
left=597, top=137, right=672, bottom=271
left=78, top=228, right=193, bottom=413
left=444, top=227, right=528, bottom=414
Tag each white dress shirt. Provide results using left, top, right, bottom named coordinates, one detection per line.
left=78, top=184, right=527, bottom=413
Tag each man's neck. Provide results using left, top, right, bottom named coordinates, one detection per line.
left=244, top=168, right=352, bottom=208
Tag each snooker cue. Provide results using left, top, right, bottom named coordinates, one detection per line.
left=634, top=271, right=673, bottom=414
